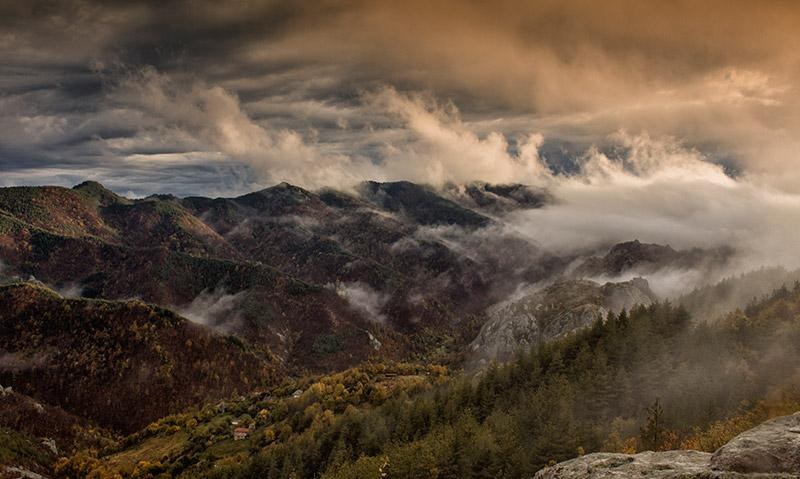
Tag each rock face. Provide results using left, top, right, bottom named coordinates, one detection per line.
left=534, top=451, right=713, bottom=479
left=535, top=412, right=800, bottom=478
left=469, top=278, right=655, bottom=365
left=711, top=413, right=800, bottom=474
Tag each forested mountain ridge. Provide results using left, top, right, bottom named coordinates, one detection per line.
left=0, top=181, right=733, bottom=373
left=0, top=180, right=773, bottom=479
left=0, top=184, right=408, bottom=373
left=41, top=282, right=800, bottom=478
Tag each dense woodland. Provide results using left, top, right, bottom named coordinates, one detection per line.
left=49, top=281, right=800, bottom=479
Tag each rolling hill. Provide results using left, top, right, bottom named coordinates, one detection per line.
left=0, top=282, right=279, bottom=433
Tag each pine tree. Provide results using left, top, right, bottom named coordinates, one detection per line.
left=640, top=398, right=665, bottom=451
left=616, top=309, right=629, bottom=330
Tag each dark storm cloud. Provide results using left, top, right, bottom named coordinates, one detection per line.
left=2, top=0, right=800, bottom=195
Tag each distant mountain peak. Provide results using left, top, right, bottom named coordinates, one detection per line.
left=573, top=240, right=730, bottom=278
left=447, top=182, right=550, bottom=214
left=235, top=182, right=322, bottom=215
left=72, top=180, right=130, bottom=207
left=358, top=180, right=491, bottom=227
left=274, top=181, right=302, bottom=190
left=246, top=182, right=317, bottom=200
left=72, top=180, right=104, bottom=190
left=604, top=240, right=677, bottom=265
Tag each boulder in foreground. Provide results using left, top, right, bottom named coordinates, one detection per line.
left=711, top=413, right=800, bottom=474
left=536, top=412, right=800, bottom=478
left=534, top=451, right=712, bottom=479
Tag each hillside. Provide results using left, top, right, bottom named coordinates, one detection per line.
left=53, top=362, right=448, bottom=478
left=679, top=266, right=800, bottom=321
left=0, top=186, right=116, bottom=241
left=175, top=282, right=800, bottom=478
left=0, top=282, right=280, bottom=433
left=101, top=198, right=239, bottom=259
left=358, top=181, right=491, bottom=227
left=40, top=280, right=800, bottom=478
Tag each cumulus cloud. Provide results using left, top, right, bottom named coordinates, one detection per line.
left=108, top=67, right=382, bottom=190
left=366, top=87, right=549, bottom=186
left=87, top=74, right=554, bottom=190
left=505, top=131, right=800, bottom=287
left=3, top=0, right=800, bottom=196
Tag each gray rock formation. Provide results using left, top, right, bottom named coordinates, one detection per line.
left=535, top=412, right=800, bottom=478
left=534, top=451, right=713, bottom=478
left=711, top=413, right=800, bottom=474
left=470, top=278, right=655, bottom=365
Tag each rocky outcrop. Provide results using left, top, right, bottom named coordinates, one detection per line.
left=711, top=413, right=800, bottom=474
left=534, top=451, right=714, bottom=478
left=573, top=239, right=733, bottom=279
left=535, top=412, right=800, bottom=478
left=469, top=278, right=655, bottom=365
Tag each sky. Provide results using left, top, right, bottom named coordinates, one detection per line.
left=4, top=0, right=800, bottom=281
left=2, top=0, right=799, bottom=197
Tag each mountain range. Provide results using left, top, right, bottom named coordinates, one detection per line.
left=0, top=180, right=760, bottom=478
left=0, top=181, right=732, bottom=368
